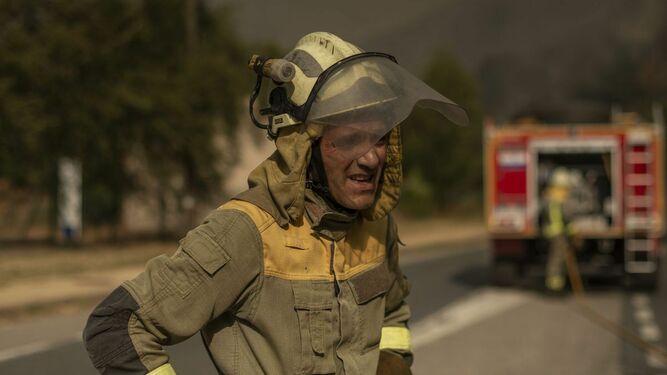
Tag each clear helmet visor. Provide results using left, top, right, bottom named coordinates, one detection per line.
left=307, top=56, right=468, bottom=160
left=318, top=120, right=391, bottom=164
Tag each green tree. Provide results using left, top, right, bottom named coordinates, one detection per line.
left=400, top=51, right=483, bottom=216
left=0, top=0, right=246, bottom=235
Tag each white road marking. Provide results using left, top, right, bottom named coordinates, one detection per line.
left=0, top=333, right=81, bottom=363
left=411, top=288, right=529, bottom=349
left=646, top=352, right=667, bottom=369
left=630, top=293, right=666, bottom=369
left=633, top=308, right=654, bottom=324
left=639, top=324, right=662, bottom=342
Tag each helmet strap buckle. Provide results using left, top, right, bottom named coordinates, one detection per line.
left=268, top=113, right=300, bottom=139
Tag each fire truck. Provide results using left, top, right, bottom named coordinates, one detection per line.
left=484, top=113, right=665, bottom=289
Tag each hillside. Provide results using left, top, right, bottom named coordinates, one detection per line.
left=219, top=0, right=666, bottom=121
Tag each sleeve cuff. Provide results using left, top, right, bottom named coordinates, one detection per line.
left=379, top=326, right=412, bottom=351
left=147, top=363, right=176, bottom=375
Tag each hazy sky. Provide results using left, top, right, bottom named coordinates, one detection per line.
left=217, top=0, right=665, bottom=120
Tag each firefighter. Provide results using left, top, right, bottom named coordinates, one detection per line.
left=541, top=167, right=578, bottom=292
left=82, top=32, right=468, bottom=374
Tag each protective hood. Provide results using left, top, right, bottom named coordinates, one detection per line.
left=235, top=123, right=402, bottom=226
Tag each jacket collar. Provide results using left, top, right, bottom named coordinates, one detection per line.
left=303, top=188, right=357, bottom=241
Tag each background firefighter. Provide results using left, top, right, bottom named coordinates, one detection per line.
left=540, top=167, right=579, bottom=292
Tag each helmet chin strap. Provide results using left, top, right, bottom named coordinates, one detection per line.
left=306, top=139, right=330, bottom=195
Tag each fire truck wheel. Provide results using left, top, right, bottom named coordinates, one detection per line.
left=492, top=260, right=519, bottom=286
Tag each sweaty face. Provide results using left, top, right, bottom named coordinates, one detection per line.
left=319, top=122, right=388, bottom=210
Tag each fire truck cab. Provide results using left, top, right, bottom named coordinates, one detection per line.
left=484, top=113, right=665, bottom=289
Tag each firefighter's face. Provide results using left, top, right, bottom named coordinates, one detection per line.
left=319, top=123, right=388, bottom=210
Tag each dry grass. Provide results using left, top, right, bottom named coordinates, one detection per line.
left=0, top=241, right=174, bottom=286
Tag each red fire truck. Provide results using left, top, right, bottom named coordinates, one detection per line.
left=484, top=113, right=665, bottom=289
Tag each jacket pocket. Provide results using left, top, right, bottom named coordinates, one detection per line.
left=180, top=225, right=231, bottom=276
left=156, top=251, right=204, bottom=299
left=292, top=280, right=335, bottom=375
left=349, top=262, right=395, bottom=352
left=284, top=235, right=309, bottom=250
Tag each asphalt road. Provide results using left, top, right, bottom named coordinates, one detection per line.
left=1, top=241, right=666, bottom=374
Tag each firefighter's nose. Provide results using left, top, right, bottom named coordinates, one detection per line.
left=356, top=147, right=381, bottom=169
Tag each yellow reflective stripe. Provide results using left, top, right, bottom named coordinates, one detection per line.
left=544, top=201, right=564, bottom=237
left=147, top=363, right=176, bottom=375
left=379, top=326, right=412, bottom=351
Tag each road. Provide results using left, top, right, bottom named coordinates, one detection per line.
left=0, top=241, right=666, bottom=374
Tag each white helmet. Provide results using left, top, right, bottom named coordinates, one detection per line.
left=550, top=167, right=571, bottom=188
left=248, top=32, right=469, bottom=157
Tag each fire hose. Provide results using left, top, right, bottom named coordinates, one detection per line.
left=564, top=247, right=667, bottom=364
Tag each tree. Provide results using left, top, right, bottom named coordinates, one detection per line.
left=0, top=0, right=247, bottom=236
left=400, top=50, right=483, bottom=216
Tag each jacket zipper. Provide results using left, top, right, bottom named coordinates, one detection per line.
left=330, top=241, right=340, bottom=296
left=330, top=240, right=344, bottom=373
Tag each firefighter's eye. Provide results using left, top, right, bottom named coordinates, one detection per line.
left=332, top=132, right=366, bottom=151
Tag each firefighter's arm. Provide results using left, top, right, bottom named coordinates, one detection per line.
left=377, top=215, right=413, bottom=375
left=83, top=209, right=262, bottom=374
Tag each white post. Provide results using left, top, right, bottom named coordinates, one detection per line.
left=58, top=158, right=82, bottom=244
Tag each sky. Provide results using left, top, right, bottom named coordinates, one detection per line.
left=217, top=0, right=666, bottom=120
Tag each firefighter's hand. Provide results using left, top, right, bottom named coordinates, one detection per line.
left=376, top=350, right=412, bottom=375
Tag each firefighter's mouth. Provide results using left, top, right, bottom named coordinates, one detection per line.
left=348, top=173, right=376, bottom=190
left=349, top=174, right=374, bottom=182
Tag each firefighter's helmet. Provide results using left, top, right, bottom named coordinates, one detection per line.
left=247, top=32, right=469, bottom=154
left=550, top=167, right=571, bottom=189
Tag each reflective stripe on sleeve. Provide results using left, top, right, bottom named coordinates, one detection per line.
left=147, top=363, right=176, bottom=375
left=379, top=326, right=412, bottom=351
